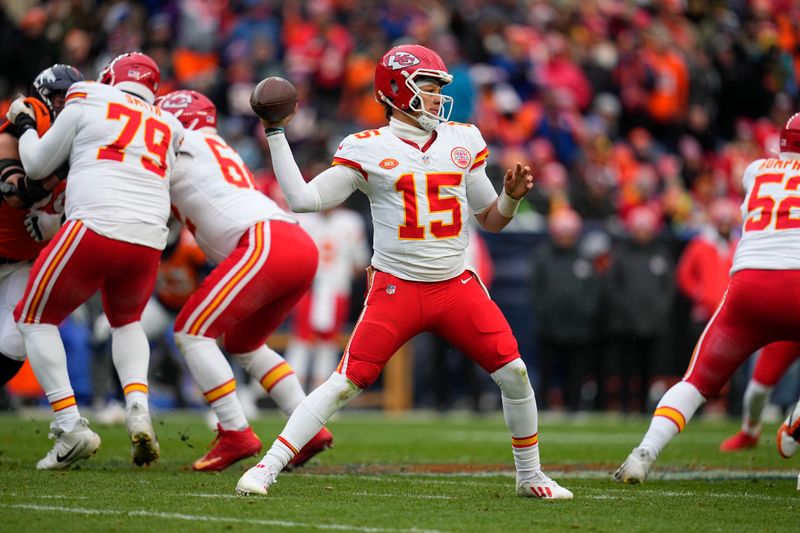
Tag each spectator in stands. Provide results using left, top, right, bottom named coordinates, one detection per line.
left=530, top=209, right=603, bottom=410
left=605, top=206, right=675, bottom=413
left=676, top=198, right=740, bottom=348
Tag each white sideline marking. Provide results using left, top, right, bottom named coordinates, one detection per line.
left=1, top=504, right=453, bottom=533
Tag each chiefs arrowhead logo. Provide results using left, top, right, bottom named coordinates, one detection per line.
left=386, top=52, right=420, bottom=71
left=379, top=158, right=399, bottom=170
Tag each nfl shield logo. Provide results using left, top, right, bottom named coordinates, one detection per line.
left=386, top=285, right=396, bottom=295
left=421, top=154, right=431, bottom=165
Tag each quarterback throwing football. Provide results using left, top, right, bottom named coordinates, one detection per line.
left=236, top=44, right=572, bottom=500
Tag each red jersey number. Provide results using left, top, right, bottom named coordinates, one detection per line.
left=205, top=137, right=256, bottom=189
left=395, top=172, right=463, bottom=240
left=97, top=102, right=172, bottom=178
left=745, top=173, right=800, bottom=231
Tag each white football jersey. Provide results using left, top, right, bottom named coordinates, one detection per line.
left=298, top=209, right=369, bottom=330
left=732, top=157, right=800, bottom=273
left=63, top=82, right=184, bottom=249
left=170, top=129, right=296, bottom=264
left=332, top=122, right=494, bottom=281
left=299, top=209, right=369, bottom=295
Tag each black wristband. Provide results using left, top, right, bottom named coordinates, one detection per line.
left=13, top=113, right=36, bottom=137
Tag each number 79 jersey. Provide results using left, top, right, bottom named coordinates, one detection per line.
left=732, top=157, right=800, bottom=273
left=332, top=122, right=494, bottom=282
left=63, top=81, right=184, bottom=250
left=169, top=129, right=296, bottom=264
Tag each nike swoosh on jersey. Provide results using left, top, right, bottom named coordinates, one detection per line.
left=56, top=443, right=80, bottom=463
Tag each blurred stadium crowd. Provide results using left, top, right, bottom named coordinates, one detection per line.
left=1, top=0, right=800, bottom=415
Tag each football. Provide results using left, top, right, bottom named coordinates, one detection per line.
left=249, top=77, right=298, bottom=123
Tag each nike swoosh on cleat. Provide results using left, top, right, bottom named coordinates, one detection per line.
left=193, top=456, right=223, bottom=469
left=56, top=443, right=80, bottom=463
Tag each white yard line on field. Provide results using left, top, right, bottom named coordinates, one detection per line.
left=1, top=503, right=454, bottom=533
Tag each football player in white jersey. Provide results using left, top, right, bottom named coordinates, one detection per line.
left=285, top=207, right=369, bottom=390
left=237, top=44, right=573, bottom=499
left=157, top=90, right=333, bottom=472
left=5, top=52, right=184, bottom=469
left=615, top=111, right=800, bottom=484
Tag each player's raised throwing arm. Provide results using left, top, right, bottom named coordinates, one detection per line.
left=263, top=122, right=360, bottom=213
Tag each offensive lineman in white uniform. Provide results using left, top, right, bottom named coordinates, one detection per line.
left=6, top=52, right=184, bottom=469
left=237, top=44, right=573, bottom=499
left=615, top=111, right=800, bottom=483
left=158, top=90, right=333, bottom=472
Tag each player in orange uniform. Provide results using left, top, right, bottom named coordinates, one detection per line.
left=0, top=65, right=82, bottom=387
left=155, top=226, right=209, bottom=313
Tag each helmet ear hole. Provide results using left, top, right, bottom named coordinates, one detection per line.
left=390, top=80, right=398, bottom=93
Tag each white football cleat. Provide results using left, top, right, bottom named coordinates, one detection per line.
left=777, top=400, right=800, bottom=459
left=236, top=463, right=279, bottom=496
left=777, top=423, right=799, bottom=459
left=613, top=447, right=655, bottom=484
left=126, top=402, right=160, bottom=466
left=36, top=418, right=101, bottom=470
left=517, top=471, right=573, bottom=500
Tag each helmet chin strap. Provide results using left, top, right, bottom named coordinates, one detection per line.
left=399, top=109, right=438, bottom=132
left=415, top=113, right=440, bottom=132
left=385, top=99, right=439, bottom=132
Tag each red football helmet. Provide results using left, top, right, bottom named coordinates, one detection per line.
left=99, top=52, right=160, bottom=103
left=780, top=112, right=800, bottom=155
left=374, top=44, right=453, bottom=131
left=156, top=90, right=217, bottom=130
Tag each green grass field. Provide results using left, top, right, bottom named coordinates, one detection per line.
left=0, top=410, right=797, bottom=532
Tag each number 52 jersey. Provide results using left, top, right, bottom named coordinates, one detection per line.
left=732, top=157, right=800, bottom=273
left=332, top=122, right=495, bottom=282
